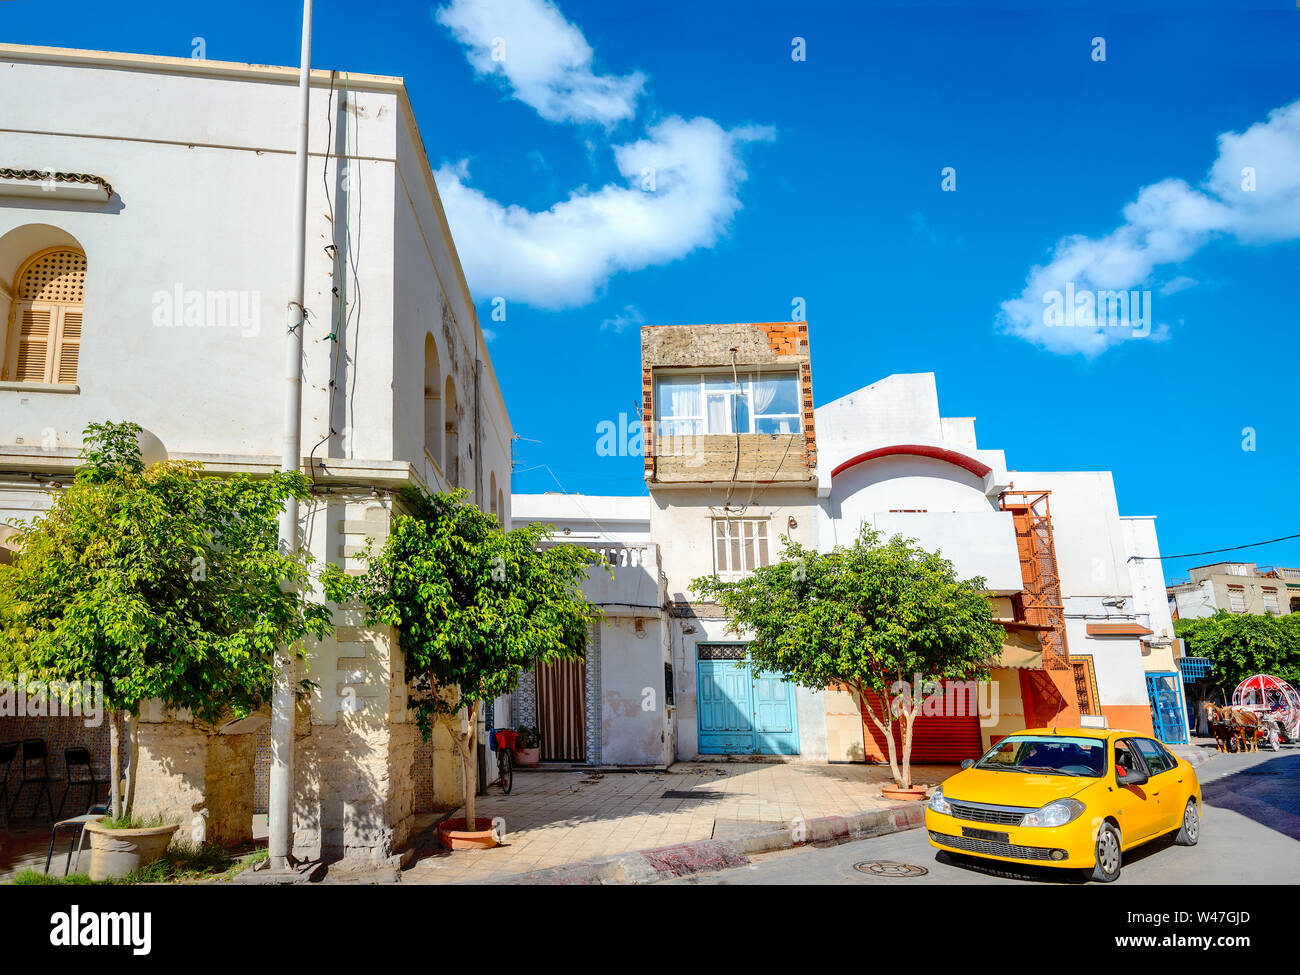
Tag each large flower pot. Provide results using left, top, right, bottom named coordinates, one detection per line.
left=881, top=784, right=929, bottom=802
left=83, top=821, right=179, bottom=881
left=437, top=817, right=500, bottom=851
left=513, top=747, right=540, bottom=767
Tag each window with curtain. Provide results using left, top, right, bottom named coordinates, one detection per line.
left=656, top=371, right=799, bottom=436
left=4, top=248, right=85, bottom=385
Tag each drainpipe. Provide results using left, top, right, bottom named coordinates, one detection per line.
left=269, top=0, right=313, bottom=873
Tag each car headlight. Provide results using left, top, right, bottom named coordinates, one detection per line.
left=928, top=786, right=952, bottom=815
left=1021, top=798, right=1085, bottom=828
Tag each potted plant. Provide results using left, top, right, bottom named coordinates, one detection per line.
left=82, top=815, right=181, bottom=881
left=513, top=724, right=542, bottom=766
left=694, top=526, right=1004, bottom=802
left=325, top=488, right=600, bottom=851
left=0, top=422, right=332, bottom=879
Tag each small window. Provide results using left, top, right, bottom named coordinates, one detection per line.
left=713, top=519, right=769, bottom=578
left=4, top=247, right=85, bottom=385
left=697, top=643, right=747, bottom=660
left=1228, top=586, right=1246, bottom=613
left=656, top=372, right=801, bottom=437
left=1263, top=588, right=1280, bottom=614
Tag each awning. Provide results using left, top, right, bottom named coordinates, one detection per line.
left=997, top=624, right=1044, bottom=670
left=1086, top=623, right=1153, bottom=637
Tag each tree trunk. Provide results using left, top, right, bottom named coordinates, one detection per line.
left=859, top=683, right=902, bottom=785
left=123, top=710, right=140, bottom=820
left=901, top=704, right=918, bottom=789
left=108, top=711, right=122, bottom=820
left=458, top=700, right=479, bottom=829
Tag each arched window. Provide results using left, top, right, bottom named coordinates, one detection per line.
left=4, top=247, right=85, bottom=384
left=498, top=489, right=505, bottom=525
left=423, top=334, right=442, bottom=464
left=489, top=472, right=498, bottom=520
left=444, top=376, right=460, bottom=489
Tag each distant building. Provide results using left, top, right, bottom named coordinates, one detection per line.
left=1168, top=563, right=1300, bottom=620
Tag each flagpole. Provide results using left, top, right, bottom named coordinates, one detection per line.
left=269, top=0, right=313, bottom=873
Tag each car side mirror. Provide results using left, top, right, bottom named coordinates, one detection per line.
left=1120, top=767, right=1149, bottom=787
left=960, top=759, right=975, bottom=770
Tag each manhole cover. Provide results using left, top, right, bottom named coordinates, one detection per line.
left=853, top=860, right=928, bottom=878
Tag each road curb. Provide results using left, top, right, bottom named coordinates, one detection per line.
left=487, top=800, right=927, bottom=885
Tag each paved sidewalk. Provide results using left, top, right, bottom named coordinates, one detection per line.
left=402, top=760, right=951, bottom=884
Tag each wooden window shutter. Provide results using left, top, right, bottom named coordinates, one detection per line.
left=15, top=305, right=53, bottom=382
left=5, top=248, right=86, bottom=384
left=55, top=308, right=81, bottom=384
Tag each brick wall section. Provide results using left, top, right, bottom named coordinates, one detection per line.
left=640, top=321, right=817, bottom=484
left=642, top=366, right=654, bottom=480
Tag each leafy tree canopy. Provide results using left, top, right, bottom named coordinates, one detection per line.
left=0, top=421, right=331, bottom=724
left=693, top=526, right=1005, bottom=786
left=1175, top=611, right=1300, bottom=690
left=693, top=526, right=1004, bottom=697
left=324, top=488, right=601, bottom=740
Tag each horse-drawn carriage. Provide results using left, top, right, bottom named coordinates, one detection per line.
left=1205, top=674, right=1300, bottom=753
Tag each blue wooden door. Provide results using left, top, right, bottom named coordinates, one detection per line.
left=697, top=646, right=799, bottom=755
left=697, top=660, right=755, bottom=753
left=753, top=672, right=800, bottom=754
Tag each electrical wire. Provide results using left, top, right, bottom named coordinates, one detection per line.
left=307, top=70, right=340, bottom=482
left=1128, top=533, right=1300, bottom=561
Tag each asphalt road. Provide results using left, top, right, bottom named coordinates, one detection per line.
left=666, top=745, right=1300, bottom=885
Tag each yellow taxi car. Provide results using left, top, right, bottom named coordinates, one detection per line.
left=925, top=728, right=1201, bottom=882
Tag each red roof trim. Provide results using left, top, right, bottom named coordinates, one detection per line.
left=830, top=444, right=992, bottom=480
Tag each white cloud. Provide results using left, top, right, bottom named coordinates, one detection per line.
left=1159, top=275, right=1197, bottom=296
left=600, top=304, right=644, bottom=333
left=436, top=116, right=775, bottom=309
left=434, top=0, right=645, bottom=125
left=998, top=99, right=1300, bottom=357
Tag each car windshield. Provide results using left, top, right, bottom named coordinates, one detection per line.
left=974, top=736, right=1106, bottom=777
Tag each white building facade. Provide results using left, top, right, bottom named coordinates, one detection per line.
left=0, top=44, right=513, bottom=862
left=814, top=373, right=1184, bottom=755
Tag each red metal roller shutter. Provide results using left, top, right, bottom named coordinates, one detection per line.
left=860, top=689, right=984, bottom=764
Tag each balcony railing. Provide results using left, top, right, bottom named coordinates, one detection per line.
left=540, top=540, right=664, bottom=610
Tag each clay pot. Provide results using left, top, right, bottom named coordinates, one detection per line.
left=881, top=784, right=929, bottom=802
left=83, top=821, right=180, bottom=881
left=513, top=747, right=540, bottom=766
left=437, top=817, right=500, bottom=851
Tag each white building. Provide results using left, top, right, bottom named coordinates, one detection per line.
left=814, top=373, right=1185, bottom=754
left=509, top=494, right=671, bottom=767
left=0, top=44, right=512, bottom=862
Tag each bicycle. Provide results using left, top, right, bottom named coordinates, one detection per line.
left=489, top=728, right=514, bottom=795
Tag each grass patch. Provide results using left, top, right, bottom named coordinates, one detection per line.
left=9, top=840, right=257, bottom=885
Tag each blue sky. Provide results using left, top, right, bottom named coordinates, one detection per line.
left=6, top=0, right=1299, bottom=581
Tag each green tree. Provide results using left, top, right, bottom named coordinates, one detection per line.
left=324, top=488, right=600, bottom=829
left=693, top=526, right=1004, bottom=788
left=1175, top=611, right=1300, bottom=695
left=0, top=422, right=332, bottom=820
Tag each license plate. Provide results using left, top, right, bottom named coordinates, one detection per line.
left=961, top=827, right=1009, bottom=843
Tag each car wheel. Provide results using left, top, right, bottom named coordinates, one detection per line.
left=1174, top=798, right=1200, bottom=846
left=1086, top=822, right=1122, bottom=883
